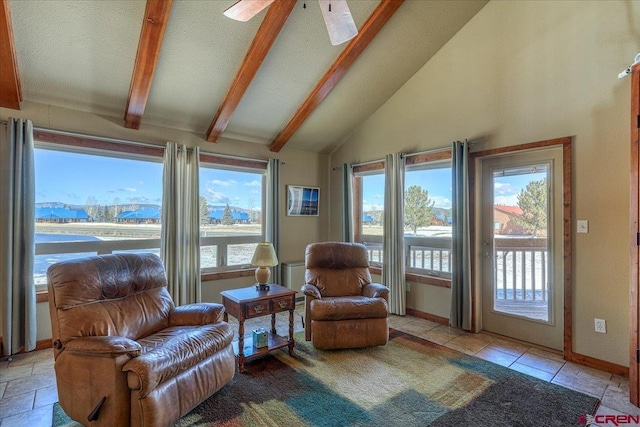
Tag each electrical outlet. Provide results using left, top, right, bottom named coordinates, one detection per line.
left=406, top=282, right=411, bottom=292
left=594, top=318, right=607, bottom=334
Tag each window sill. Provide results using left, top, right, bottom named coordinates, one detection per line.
left=200, top=268, right=255, bottom=282
left=405, top=273, right=451, bottom=288
left=368, top=267, right=451, bottom=288
left=36, top=289, right=49, bottom=303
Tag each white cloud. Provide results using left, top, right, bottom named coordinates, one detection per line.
left=495, top=194, right=519, bottom=205
left=207, top=189, right=230, bottom=203
left=128, top=196, right=152, bottom=203
left=494, top=181, right=517, bottom=195
left=211, top=179, right=238, bottom=187
left=362, top=200, right=383, bottom=211
left=431, top=196, right=452, bottom=209
left=244, top=180, right=262, bottom=187
left=110, top=187, right=137, bottom=193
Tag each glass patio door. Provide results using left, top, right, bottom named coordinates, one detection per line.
left=480, top=148, right=563, bottom=350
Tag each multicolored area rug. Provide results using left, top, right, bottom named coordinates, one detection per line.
left=53, top=330, right=599, bottom=426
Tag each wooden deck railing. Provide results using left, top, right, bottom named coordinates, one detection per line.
left=34, top=234, right=261, bottom=286
left=493, top=237, right=548, bottom=301
left=360, top=235, right=548, bottom=301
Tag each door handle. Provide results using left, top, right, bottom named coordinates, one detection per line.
left=482, top=251, right=494, bottom=259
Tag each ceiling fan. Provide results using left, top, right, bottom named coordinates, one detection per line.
left=224, top=0, right=358, bottom=46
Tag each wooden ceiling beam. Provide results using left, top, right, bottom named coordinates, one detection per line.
left=206, top=0, right=297, bottom=143
left=124, top=0, right=173, bottom=129
left=0, top=0, right=22, bottom=110
left=269, top=0, right=404, bottom=152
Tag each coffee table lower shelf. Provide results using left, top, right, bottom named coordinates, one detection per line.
left=233, top=333, right=292, bottom=366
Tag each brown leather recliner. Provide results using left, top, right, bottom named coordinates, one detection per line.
left=47, top=253, right=235, bottom=427
left=302, top=242, right=390, bottom=350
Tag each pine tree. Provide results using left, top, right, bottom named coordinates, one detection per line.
left=199, top=196, right=209, bottom=225
left=404, top=185, right=435, bottom=235
left=221, top=203, right=235, bottom=226
left=511, top=178, right=547, bottom=237
left=94, top=204, right=105, bottom=222
left=103, top=204, right=113, bottom=222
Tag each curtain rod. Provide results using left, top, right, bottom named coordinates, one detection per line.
left=199, top=149, right=268, bottom=164
left=2, top=120, right=270, bottom=165
left=34, top=125, right=164, bottom=150
left=351, top=142, right=464, bottom=165
left=1, top=120, right=160, bottom=149
left=351, top=158, right=385, bottom=168
left=402, top=145, right=452, bottom=158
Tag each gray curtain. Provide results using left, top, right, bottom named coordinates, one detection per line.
left=342, top=163, right=354, bottom=242
left=0, top=118, right=37, bottom=356
left=450, top=140, right=472, bottom=330
left=161, top=142, right=201, bottom=306
left=266, top=159, right=281, bottom=284
left=383, top=153, right=406, bottom=315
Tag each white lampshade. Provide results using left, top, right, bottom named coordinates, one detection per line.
left=251, top=242, right=278, bottom=267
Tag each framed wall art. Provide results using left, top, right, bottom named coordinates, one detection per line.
left=287, top=185, right=319, bottom=216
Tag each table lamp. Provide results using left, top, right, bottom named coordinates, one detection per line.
left=251, top=242, right=278, bottom=291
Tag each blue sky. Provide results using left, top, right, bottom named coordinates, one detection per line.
left=494, top=171, right=547, bottom=206
left=200, top=168, right=263, bottom=209
left=34, top=148, right=262, bottom=209
left=361, top=167, right=453, bottom=211
left=35, top=148, right=545, bottom=211
left=361, top=167, right=546, bottom=212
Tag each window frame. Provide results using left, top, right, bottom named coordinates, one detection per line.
left=403, top=150, right=453, bottom=287
left=198, top=153, right=268, bottom=274
left=352, top=161, right=385, bottom=268
left=33, top=131, right=165, bottom=291
left=32, top=131, right=272, bottom=302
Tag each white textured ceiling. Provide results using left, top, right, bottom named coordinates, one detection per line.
left=8, top=0, right=487, bottom=153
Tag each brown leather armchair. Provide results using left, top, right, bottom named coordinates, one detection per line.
left=302, top=242, right=390, bottom=350
left=47, top=253, right=235, bottom=427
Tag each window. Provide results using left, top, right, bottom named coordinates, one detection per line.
left=404, top=153, right=452, bottom=279
left=34, top=144, right=163, bottom=288
left=199, top=156, right=266, bottom=271
left=353, top=162, right=385, bottom=266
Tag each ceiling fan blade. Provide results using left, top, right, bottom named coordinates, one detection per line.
left=223, top=0, right=275, bottom=22
left=318, top=0, right=358, bottom=46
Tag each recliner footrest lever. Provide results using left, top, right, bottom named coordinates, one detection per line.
left=87, top=396, right=107, bottom=422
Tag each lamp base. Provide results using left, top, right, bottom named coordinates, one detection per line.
left=254, top=266, right=271, bottom=291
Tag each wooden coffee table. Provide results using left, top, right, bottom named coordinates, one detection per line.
left=220, top=284, right=296, bottom=372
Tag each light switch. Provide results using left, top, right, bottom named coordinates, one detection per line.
left=577, top=220, right=588, bottom=234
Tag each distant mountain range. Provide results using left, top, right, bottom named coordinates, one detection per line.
left=35, top=202, right=259, bottom=214
left=36, top=202, right=161, bottom=211
left=432, top=207, right=452, bottom=219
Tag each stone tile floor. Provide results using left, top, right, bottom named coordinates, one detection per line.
left=0, top=306, right=635, bottom=427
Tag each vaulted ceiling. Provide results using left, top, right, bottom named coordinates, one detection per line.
left=1, top=0, right=487, bottom=154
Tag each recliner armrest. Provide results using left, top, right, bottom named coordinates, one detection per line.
left=64, top=336, right=142, bottom=358
left=169, top=303, right=225, bottom=326
left=301, top=284, right=321, bottom=299
left=362, top=283, right=390, bottom=300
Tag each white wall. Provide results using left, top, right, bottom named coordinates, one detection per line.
left=1, top=101, right=329, bottom=344
left=330, top=0, right=638, bottom=367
